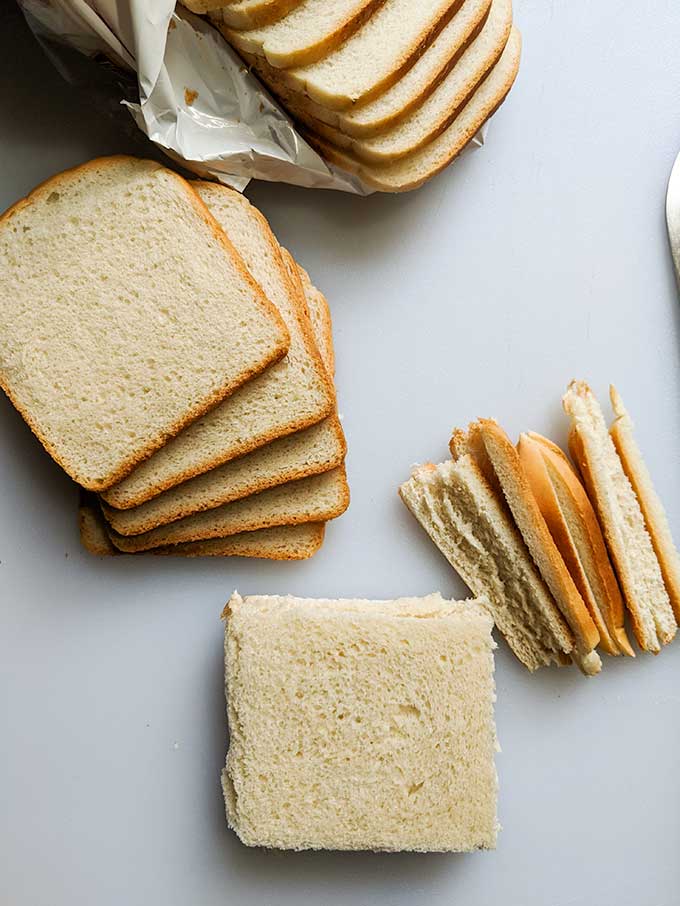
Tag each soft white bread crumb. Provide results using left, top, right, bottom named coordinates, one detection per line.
left=191, top=0, right=302, bottom=28
left=0, top=156, right=289, bottom=489
left=220, top=0, right=383, bottom=69
left=400, top=458, right=574, bottom=671
left=223, top=592, right=498, bottom=852
left=563, top=381, right=676, bottom=652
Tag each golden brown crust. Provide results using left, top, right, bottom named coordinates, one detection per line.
left=291, top=257, right=336, bottom=378
left=299, top=28, right=521, bottom=192
left=0, top=156, right=291, bottom=491
left=100, top=182, right=335, bottom=509
left=215, top=0, right=305, bottom=31
left=239, top=0, right=469, bottom=110
left=518, top=432, right=633, bottom=657
left=609, top=386, right=680, bottom=625
left=100, top=415, right=346, bottom=535
left=478, top=419, right=601, bottom=670
left=225, top=0, right=386, bottom=69
left=107, top=465, right=350, bottom=551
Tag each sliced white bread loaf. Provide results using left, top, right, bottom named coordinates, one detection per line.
left=563, top=381, right=677, bottom=652
left=609, top=386, right=680, bottom=624
left=302, top=0, right=511, bottom=164
left=0, top=156, right=289, bottom=490
left=79, top=497, right=325, bottom=559
left=399, top=458, right=574, bottom=672
left=223, top=591, right=498, bottom=851
left=101, top=279, right=344, bottom=536
left=286, top=256, right=335, bottom=376
left=476, top=419, right=601, bottom=675
left=202, top=0, right=304, bottom=29
left=239, top=0, right=464, bottom=110
left=101, top=183, right=334, bottom=509
left=518, top=432, right=634, bottom=657
left=218, top=0, right=385, bottom=69
left=303, top=28, right=521, bottom=191
left=264, top=0, right=490, bottom=139
left=108, top=465, right=350, bottom=552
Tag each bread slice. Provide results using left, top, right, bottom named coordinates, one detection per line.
left=240, top=0, right=466, bottom=111
left=609, top=386, right=680, bottom=625
left=219, top=0, right=384, bottom=69
left=303, top=28, right=521, bottom=191
left=301, top=0, right=512, bottom=164
left=286, top=256, right=335, bottom=376
left=263, top=0, right=491, bottom=139
left=563, top=381, right=677, bottom=652
left=79, top=496, right=325, bottom=559
left=476, top=420, right=601, bottom=675
left=0, top=156, right=290, bottom=490
left=400, top=458, right=574, bottom=671
left=199, top=0, right=304, bottom=29
left=101, top=255, right=345, bottom=535
left=101, top=183, right=334, bottom=509
left=107, top=465, right=350, bottom=551
left=223, top=591, right=498, bottom=851
left=518, top=432, right=634, bottom=657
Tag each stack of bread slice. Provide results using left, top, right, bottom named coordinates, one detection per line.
left=0, top=155, right=348, bottom=560
left=183, top=0, right=522, bottom=191
left=400, top=381, right=680, bottom=673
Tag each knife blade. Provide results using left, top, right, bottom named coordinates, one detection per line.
left=665, top=150, right=680, bottom=284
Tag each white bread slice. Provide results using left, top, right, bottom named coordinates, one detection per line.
left=79, top=497, right=325, bottom=559
left=563, top=381, right=677, bottom=652
left=102, top=284, right=344, bottom=537
left=101, top=183, right=334, bottom=509
left=239, top=0, right=465, bottom=110
left=0, top=156, right=289, bottom=491
left=302, top=0, right=512, bottom=164
left=609, top=386, right=680, bottom=624
left=197, top=0, right=303, bottom=29
left=223, top=591, right=498, bottom=851
left=264, top=0, right=491, bottom=139
left=218, top=0, right=384, bottom=69
left=518, top=432, right=634, bottom=657
left=399, top=458, right=574, bottom=671
left=107, top=465, right=350, bottom=551
left=476, top=420, right=601, bottom=675
left=287, top=257, right=335, bottom=376
left=303, top=28, right=521, bottom=191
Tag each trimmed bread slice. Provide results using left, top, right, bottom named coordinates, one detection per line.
left=101, top=274, right=344, bottom=537
left=518, top=432, right=634, bottom=657
left=263, top=0, right=491, bottom=139
left=239, top=0, right=465, bottom=110
left=303, top=28, right=521, bottom=192
left=79, top=497, right=325, bottom=559
left=476, top=419, right=601, bottom=675
left=107, top=465, right=350, bottom=552
left=223, top=591, right=498, bottom=851
left=101, top=183, right=334, bottom=509
left=399, top=458, right=574, bottom=672
left=0, top=156, right=289, bottom=490
left=609, top=386, right=680, bottom=625
left=198, top=0, right=304, bottom=29
left=301, top=0, right=512, bottom=164
left=218, top=0, right=385, bottom=69
left=563, top=381, right=676, bottom=652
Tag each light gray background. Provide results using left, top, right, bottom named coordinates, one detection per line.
left=1, top=2, right=679, bottom=904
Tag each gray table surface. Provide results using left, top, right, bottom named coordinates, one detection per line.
left=2, top=3, right=679, bottom=904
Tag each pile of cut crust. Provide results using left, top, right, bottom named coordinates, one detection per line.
left=183, top=0, right=522, bottom=192
left=0, top=155, right=349, bottom=560
left=400, top=381, right=679, bottom=672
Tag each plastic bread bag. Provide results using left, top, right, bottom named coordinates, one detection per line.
left=17, top=0, right=487, bottom=194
